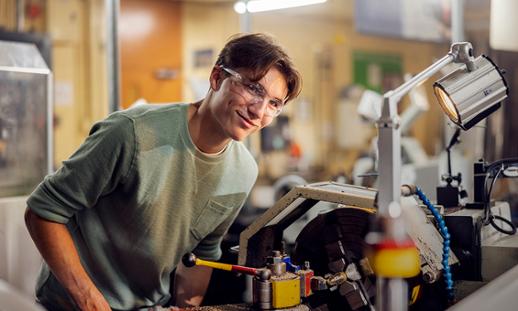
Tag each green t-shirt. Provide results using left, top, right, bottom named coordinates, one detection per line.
left=27, top=103, right=258, bottom=310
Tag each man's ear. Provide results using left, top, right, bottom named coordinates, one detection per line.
left=209, top=66, right=223, bottom=91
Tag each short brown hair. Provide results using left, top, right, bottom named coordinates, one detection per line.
left=216, top=33, right=302, bottom=103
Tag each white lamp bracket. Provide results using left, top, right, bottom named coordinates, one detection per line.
left=450, top=42, right=476, bottom=71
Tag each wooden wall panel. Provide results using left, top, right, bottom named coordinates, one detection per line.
left=0, top=0, right=16, bottom=30
left=119, top=0, right=182, bottom=108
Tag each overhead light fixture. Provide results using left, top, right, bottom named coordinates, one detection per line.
left=433, top=55, right=508, bottom=130
left=233, top=1, right=247, bottom=14
left=234, top=0, right=327, bottom=14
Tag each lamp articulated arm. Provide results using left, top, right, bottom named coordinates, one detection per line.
left=376, top=42, right=475, bottom=218
left=383, top=42, right=475, bottom=116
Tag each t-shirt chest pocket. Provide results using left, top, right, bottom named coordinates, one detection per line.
left=191, top=199, right=233, bottom=241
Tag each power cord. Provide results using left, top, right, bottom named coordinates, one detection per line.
left=483, top=163, right=517, bottom=235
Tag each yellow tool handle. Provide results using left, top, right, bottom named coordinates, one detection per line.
left=195, top=258, right=233, bottom=271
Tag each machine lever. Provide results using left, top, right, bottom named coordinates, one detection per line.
left=182, top=253, right=271, bottom=280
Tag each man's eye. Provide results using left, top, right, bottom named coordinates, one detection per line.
left=269, top=100, right=283, bottom=109
left=246, top=83, right=265, bottom=96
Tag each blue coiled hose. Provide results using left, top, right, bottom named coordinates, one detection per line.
left=415, top=187, right=455, bottom=301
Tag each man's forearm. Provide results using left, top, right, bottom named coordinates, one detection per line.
left=174, top=262, right=213, bottom=307
left=24, top=208, right=111, bottom=310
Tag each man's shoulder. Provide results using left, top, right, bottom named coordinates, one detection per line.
left=230, top=141, right=255, bottom=159
left=117, top=102, right=187, bottom=121
left=111, top=103, right=189, bottom=138
left=90, top=104, right=185, bottom=138
left=228, top=142, right=258, bottom=177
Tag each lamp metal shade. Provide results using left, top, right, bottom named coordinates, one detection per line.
left=433, top=55, right=508, bottom=130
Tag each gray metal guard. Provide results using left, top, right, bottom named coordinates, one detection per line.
left=237, top=182, right=377, bottom=267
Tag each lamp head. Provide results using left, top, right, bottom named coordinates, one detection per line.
left=433, top=55, right=508, bottom=130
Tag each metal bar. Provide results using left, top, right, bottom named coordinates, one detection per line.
left=106, top=0, right=120, bottom=112
left=239, top=10, right=251, bottom=33
left=377, top=97, right=401, bottom=218
left=0, top=66, right=51, bottom=74
left=47, top=72, right=54, bottom=174
left=451, top=0, right=465, bottom=42
left=388, top=54, right=454, bottom=103
left=16, top=0, right=25, bottom=32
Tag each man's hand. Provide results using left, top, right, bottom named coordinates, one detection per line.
left=72, top=285, right=112, bottom=311
left=174, top=260, right=213, bottom=307
left=24, top=208, right=110, bottom=310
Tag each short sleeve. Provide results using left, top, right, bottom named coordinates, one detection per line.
left=27, top=113, right=136, bottom=223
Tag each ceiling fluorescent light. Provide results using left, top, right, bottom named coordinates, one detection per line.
left=234, top=0, right=327, bottom=14
left=234, top=1, right=247, bottom=14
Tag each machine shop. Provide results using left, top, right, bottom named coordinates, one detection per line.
left=1, top=1, right=518, bottom=310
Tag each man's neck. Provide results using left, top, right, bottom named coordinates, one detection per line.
left=187, top=101, right=230, bottom=154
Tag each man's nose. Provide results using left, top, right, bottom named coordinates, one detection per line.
left=247, top=97, right=267, bottom=118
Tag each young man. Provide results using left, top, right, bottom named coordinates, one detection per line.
left=25, top=33, right=302, bottom=310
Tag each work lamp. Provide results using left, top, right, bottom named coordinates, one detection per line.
left=433, top=55, right=509, bottom=130
left=369, top=42, right=509, bottom=311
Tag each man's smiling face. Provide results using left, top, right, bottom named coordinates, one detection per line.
left=209, top=66, right=288, bottom=141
